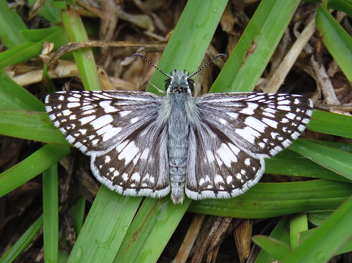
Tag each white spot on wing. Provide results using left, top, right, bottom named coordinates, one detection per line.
left=116, top=140, right=128, bottom=152
left=111, top=170, right=119, bottom=180
left=286, top=113, right=296, bottom=120
left=271, top=132, right=279, bottom=139
left=120, top=111, right=131, bottom=117
left=235, top=126, right=261, bottom=144
left=216, top=143, right=236, bottom=167
left=80, top=115, right=95, bottom=125
left=46, top=105, right=52, bottom=112
left=277, top=105, right=291, bottom=111
left=214, top=175, right=224, bottom=184
left=228, top=143, right=240, bottom=155
left=90, top=115, right=113, bottom=129
left=118, top=141, right=139, bottom=165
left=219, top=118, right=227, bottom=125
left=258, top=142, right=266, bottom=148
left=103, top=107, right=119, bottom=113
left=206, top=150, right=215, bottom=163
left=105, top=155, right=111, bottom=163
left=262, top=118, right=278, bottom=128
left=264, top=108, right=277, bottom=114
left=239, top=108, right=255, bottom=115
left=140, top=148, right=150, bottom=160
left=245, top=116, right=267, bottom=132
left=62, top=109, right=72, bottom=116
left=67, top=102, right=80, bottom=108
left=96, top=124, right=122, bottom=141
left=67, top=97, right=80, bottom=102
left=99, top=101, right=111, bottom=107
left=226, top=112, right=238, bottom=119
left=122, top=173, right=129, bottom=181
left=130, top=117, right=139, bottom=124
left=81, top=105, right=94, bottom=111
left=131, top=173, right=140, bottom=183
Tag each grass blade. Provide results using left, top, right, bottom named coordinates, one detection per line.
left=282, top=195, right=352, bottom=262
left=0, top=144, right=70, bottom=197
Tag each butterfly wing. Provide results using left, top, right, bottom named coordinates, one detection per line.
left=45, top=90, right=170, bottom=197
left=185, top=92, right=313, bottom=200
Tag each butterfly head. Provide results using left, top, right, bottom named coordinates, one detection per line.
left=165, top=70, right=194, bottom=94
left=132, top=52, right=226, bottom=95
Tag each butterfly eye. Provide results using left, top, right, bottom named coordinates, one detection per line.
left=165, top=79, right=171, bottom=91
left=187, top=79, right=194, bottom=92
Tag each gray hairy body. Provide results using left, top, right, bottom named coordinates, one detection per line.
left=167, top=93, right=193, bottom=203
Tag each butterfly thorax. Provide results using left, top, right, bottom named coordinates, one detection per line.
left=166, top=71, right=193, bottom=204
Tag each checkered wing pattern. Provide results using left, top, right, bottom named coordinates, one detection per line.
left=45, top=90, right=170, bottom=198
left=185, top=92, right=313, bottom=200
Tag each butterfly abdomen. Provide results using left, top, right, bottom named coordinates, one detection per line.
left=167, top=93, right=191, bottom=204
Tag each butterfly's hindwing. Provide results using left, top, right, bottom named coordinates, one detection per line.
left=186, top=119, right=265, bottom=200
left=91, top=120, right=170, bottom=197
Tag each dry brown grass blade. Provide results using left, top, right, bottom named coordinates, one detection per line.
left=48, top=41, right=167, bottom=68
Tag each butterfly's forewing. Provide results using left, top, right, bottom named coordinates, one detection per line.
left=45, top=91, right=162, bottom=153
left=45, top=90, right=170, bottom=197
left=185, top=92, right=313, bottom=200
left=195, top=93, right=313, bottom=156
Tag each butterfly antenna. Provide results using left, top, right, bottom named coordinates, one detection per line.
left=188, top=53, right=227, bottom=79
left=132, top=53, right=171, bottom=78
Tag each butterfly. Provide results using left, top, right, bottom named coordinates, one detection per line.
left=45, top=54, right=313, bottom=204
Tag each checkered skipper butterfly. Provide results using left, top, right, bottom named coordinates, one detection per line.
left=45, top=53, right=313, bottom=204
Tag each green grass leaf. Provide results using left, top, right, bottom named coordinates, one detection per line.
left=0, top=69, right=44, bottom=111
left=308, top=110, right=352, bottom=139
left=0, top=144, right=70, bottom=198
left=290, top=140, right=352, bottom=181
left=188, top=180, right=352, bottom=218
left=0, top=109, right=69, bottom=145
left=316, top=1, right=352, bottom=82
left=265, top=147, right=348, bottom=182
left=300, top=227, right=352, bottom=255
left=27, top=0, right=62, bottom=25
left=67, top=188, right=142, bottom=263
left=211, top=0, right=301, bottom=92
left=113, top=198, right=191, bottom=263
left=282, top=195, right=352, bottom=262
left=0, top=1, right=27, bottom=47
left=0, top=216, right=43, bottom=263
left=252, top=236, right=291, bottom=260
left=290, top=214, right=308, bottom=249
left=43, top=164, right=59, bottom=263
left=254, top=218, right=291, bottom=262
left=61, top=9, right=100, bottom=91
left=0, top=27, right=68, bottom=68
